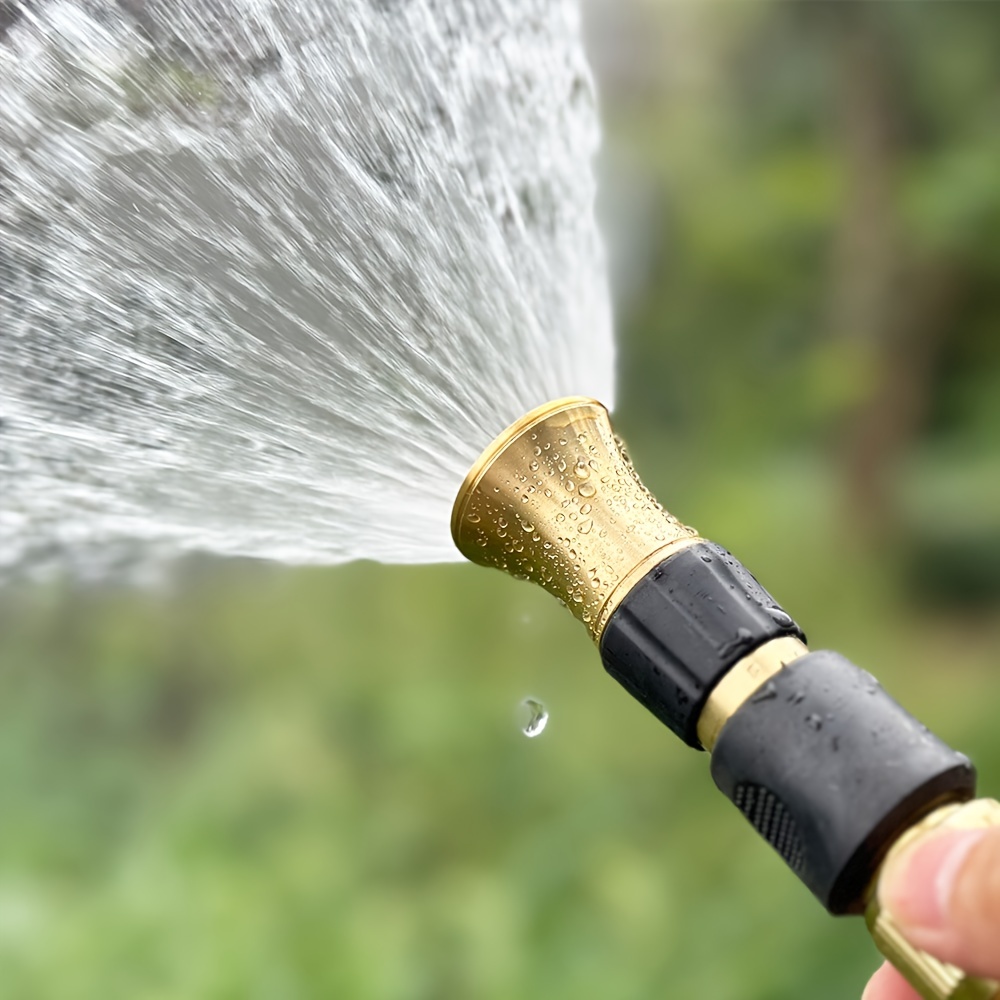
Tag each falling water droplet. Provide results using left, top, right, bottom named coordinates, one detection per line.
left=520, top=698, right=549, bottom=738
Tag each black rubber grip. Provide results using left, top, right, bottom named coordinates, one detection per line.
left=599, top=541, right=805, bottom=747
left=710, top=650, right=976, bottom=914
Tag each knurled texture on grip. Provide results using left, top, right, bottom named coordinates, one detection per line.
left=734, top=782, right=807, bottom=875
left=711, top=650, right=977, bottom=915
left=598, top=541, right=805, bottom=747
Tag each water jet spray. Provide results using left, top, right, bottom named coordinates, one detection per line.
left=453, top=396, right=1000, bottom=1000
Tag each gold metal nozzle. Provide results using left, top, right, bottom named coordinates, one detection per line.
left=451, top=397, right=700, bottom=642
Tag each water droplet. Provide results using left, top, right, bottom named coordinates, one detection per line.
left=565, top=480, right=575, bottom=492
left=574, top=460, right=590, bottom=480
left=521, top=521, right=534, bottom=532
left=467, top=513, right=481, bottom=523
left=580, top=503, right=592, bottom=515
left=578, top=518, right=593, bottom=534
left=766, top=607, right=794, bottom=628
left=700, top=555, right=713, bottom=564
left=720, top=626, right=755, bottom=658
left=751, top=681, right=778, bottom=703
left=578, top=482, right=597, bottom=498
left=518, top=698, right=549, bottom=739
left=533, top=446, right=542, bottom=456
left=529, top=460, right=539, bottom=472
left=805, top=713, right=823, bottom=731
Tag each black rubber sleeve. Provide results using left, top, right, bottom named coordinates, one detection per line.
left=599, top=541, right=805, bottom=747
left=710, top=650, right=977, bottom=914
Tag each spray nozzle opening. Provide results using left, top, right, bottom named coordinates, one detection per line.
left=451, top=397, right=699, bottom=641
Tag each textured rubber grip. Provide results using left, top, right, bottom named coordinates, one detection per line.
left=710, top=650, right=977, bottom=915
left=598, top=541, right=805, bottom=747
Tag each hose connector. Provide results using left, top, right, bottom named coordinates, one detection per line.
left=867, top=799, right=1000, bottom=1000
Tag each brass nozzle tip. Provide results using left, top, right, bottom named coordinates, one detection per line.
left=451, top=397, right=700, bottom=642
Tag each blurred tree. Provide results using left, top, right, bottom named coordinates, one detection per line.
left=589, top=0, right=1000, bottom=577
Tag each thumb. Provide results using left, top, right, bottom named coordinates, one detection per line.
left=879, top=825, right=1000, bottom=979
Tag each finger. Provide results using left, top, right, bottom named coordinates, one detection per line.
left=879, top=826, right=1000, bottom=979
left=861, top=961, right=922, bottom=1000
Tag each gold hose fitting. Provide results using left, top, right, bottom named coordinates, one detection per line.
left=451, top=397, right=700, bottom=642
left=866, top=799, right=1000, bottom=1000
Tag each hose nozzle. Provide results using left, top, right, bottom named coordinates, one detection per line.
left=451, top=397, right=699, bottom=642
left=452, top=397, right=994, bottom=1000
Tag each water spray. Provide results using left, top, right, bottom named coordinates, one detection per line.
left=453, top=396, right=1000, bottom=1000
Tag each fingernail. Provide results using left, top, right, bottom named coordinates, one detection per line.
left=879, top=828, right=987, bottom=932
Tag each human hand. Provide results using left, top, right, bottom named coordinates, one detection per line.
left=863, top=827, right=1000, bottom=999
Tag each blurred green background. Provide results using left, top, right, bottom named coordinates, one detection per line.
left=2, top=1, right=1000, bottom=997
